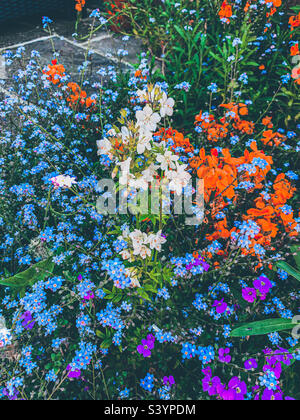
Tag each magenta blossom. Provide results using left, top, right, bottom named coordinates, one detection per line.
left=263, top=357, right=282, bottom=379
left=217, top=377, right=247, bottom=400
left=163, top=375, right=175, bottom=387
left=262, top=389, right=283, bottom=400
left=242, top=287, right=257, bottom=303
left=137, top=334, right=155, bottom=358
left=253, top=275, right=272, bottom=295
left=83, top=291, right=95, bottom=301
left=20, top=311, right=35, bottom=330
left=213, top=299, right=228, bottom=314
left=202, top=374, right=222, bottom=396
left=66, top=365, right=81, bottom=379
left=244, top=358, right=258, bottom=370
left=219, top=348, right=231, bottom=363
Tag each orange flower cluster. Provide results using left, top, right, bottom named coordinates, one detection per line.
left=265, top=0, right=282, bottom=18
left=156, top=128, right=194, bottom=155
left=75, top=0, right=86, bottom=12
left=241, top=174, right=298, bottom=256
left=67, top=82, right=96, bottom=108
left=292, top=66, right=300, bottom=85
left=106, top=0, right=129, bottom=33
left=43, top=60, right=66, bottom=86
left=195, top=112, right=229, bottom=143
left=290, top=42, right=299, bottom=56
left=289, top=12, right=300, bottom=32
left=218, top=1, right=233, bottom=23
left=189, top=140, right=295, bottom=254
left=43, top=61, right=96, bottom=110
left=261, top=117, right=286, bottom=146
left=134, top=70, right=147, bottom=81
left=195, top=103, right=254, bottom=143
left=290, top=42, right=300, bottom=85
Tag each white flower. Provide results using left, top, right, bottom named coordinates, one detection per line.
left=160, top=93, right=175, bottom=118
left=51, top=175, right=77, bottom=189
left=137, top=130, right=152, bottom=154
left=118, top=157, right=132, bottom=173
left=134, top=244, right=151, bottom=259
left=0, top=322, right=12, bottom=348
left=136, top=89, right=148, bottom=103
left=129, top=229, right=147, bottom=248
left=121, top=126, right=131, bottom=145
left=142, top=164, right=158, bottom=183
left=136, top=105, right=161, bottom=132
left=120, top=249, right=131, bottom=261
left=129, top=176, right=148, bottom=191
left=147, top=230, right=167, bottom=252
left=167, top=163, right=191, bottom=195
left=120, top=171, right=135, bottom=186
left=156, top=150, right=179, bottom=171
left=97, top=138, right=112, bottom=155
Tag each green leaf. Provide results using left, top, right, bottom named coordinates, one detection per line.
left=290, top=245, right=300, bottom=270
left=0, top=258, right=55, bottom=292
left=138, top=289, right=151, bottom=302
left=101, top=338, right=112, bottom=349
left=231, top=318, right=297, bottom=337
left=276, top=261, right=300, bottom=283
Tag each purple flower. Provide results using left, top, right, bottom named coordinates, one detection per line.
left=213, top=299, right=228, bottom=314
left=20, top=311, right=35, bottom=330
left=262, top=389, right=283, bottom=400
left=273, top=348, right=293, bottom=366
left=263, top=357, right=282, bottom=379
left=253, top=275, right=272, bottom=295
left=202, top=374, right=221, bottom=396
left=163, top=375, right=175, bottom=387
left=228, top=377, right=247, bottom=401
left=137, top=334, right=155, bottom=358
left=244, top=358, right=258, bottom=370
left=219, top=348, right=231, bottom=363
left=242, top=287, right=257, bottom=303
left=83, top=292, right=95, bottom=301
left=217, top=377, right=247, bottom=400
left=66, top=365, right=81, bottom=379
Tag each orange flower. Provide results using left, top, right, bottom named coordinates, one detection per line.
left=156, top=128, right=194, bottom=154
left=290, top=43, right=299, bottom=56
left=219, top=0, right=232, bottom=23
left=43, top=60, right=66, bottom=85
left=289, top=13, right=300, bottom=32
left=75, top=0, right=86, bottom=12
left=291, top=66, right=300, bottom=84
left=262, top=116, right=273, bottom=129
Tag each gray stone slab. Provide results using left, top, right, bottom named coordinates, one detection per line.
left=87, top=34, right=144, bottom=65
left=1, top=35, right=133, bottom=88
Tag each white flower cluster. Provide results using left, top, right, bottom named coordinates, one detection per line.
left=0, top=320, right=12, bottom=349
left=118, top=228, right=167, bottom=260
left=97, top=84, right=191, bottom=196
left=50, top=175, right=77, bottom=189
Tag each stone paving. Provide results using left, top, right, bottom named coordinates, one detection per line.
left=0, top=6, right=145, bottom=92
